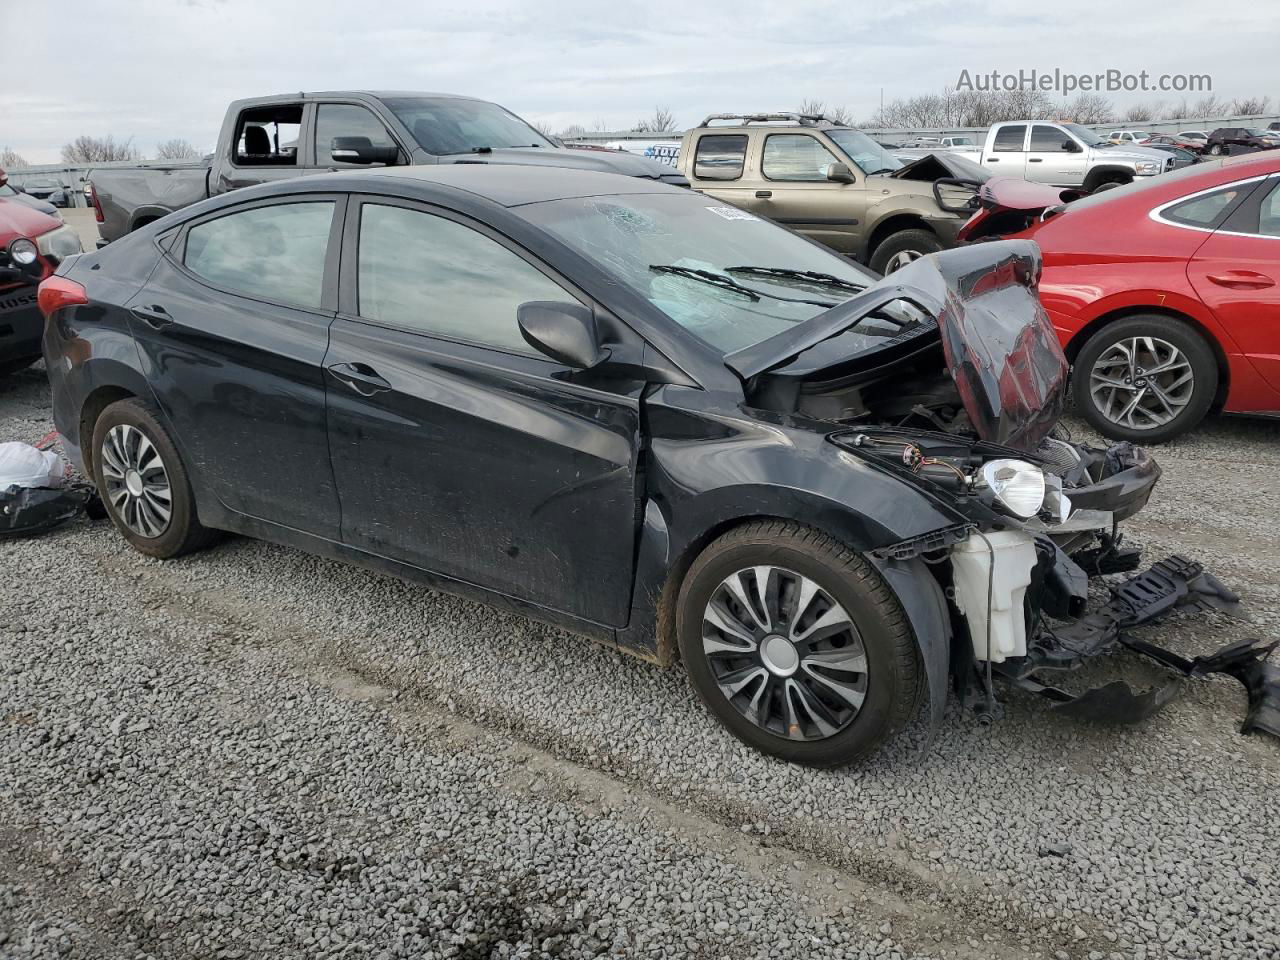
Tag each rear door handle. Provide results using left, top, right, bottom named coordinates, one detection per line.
left=755, top=190, right=772, bottom=198
left=327, top=361, right=392, bottom=396
left=130, top=304, right=174, bottom=329
left=986, top=158, right=999, bottom=162
left=1206, top=271, right=1276, bottom=289
left=1028, top=158, right=1044, bottom=163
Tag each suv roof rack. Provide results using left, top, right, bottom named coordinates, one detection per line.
left=698, top=112, right=841, bottom=128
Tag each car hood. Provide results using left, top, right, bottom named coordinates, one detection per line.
left=439, top=146, right=689, bottom=184
left=1090, top=144, right=1169, bottom=162
left=723, top=239, right=1069, bottom=450
left=0, top=196, right=62, bottom=245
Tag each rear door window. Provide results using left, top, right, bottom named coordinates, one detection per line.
left=234, top=104, right=303, bottom=166
left=693, top=135, right=747, bottom=181
left=316, top=104, right=400, bottom=166
left=184, top=201, right=335, bottom=309
left=993, top=125, right=1027, bottom=152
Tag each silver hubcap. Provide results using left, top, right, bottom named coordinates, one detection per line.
left=885, top=249, right=923, bottom=273
left=100, top=424, right=173, bottom=538
left=1089, top=336, right=1194, bottom=430
left=702, top=565, right=868, bottom=742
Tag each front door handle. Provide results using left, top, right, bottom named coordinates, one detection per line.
left=130, top=304, right=174, bottom=329
left=1206, top=271, right=1276, bottom=289
left=755, top=190, right=772, bottom=198
left=1028, top=157, right=1044, bottom=162
left=327, top=361, right=392, bottom=396
left=986, top=158, right=999, bottom=162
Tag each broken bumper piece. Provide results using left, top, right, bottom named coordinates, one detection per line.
left=994, top=556, right=1277, bottom=739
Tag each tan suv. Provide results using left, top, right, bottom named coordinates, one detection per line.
left=677, top=113, right=983, bottom=274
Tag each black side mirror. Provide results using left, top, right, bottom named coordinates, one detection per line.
left=331, top=136, right=399, bottom=165
left=826, top=161, right=856, bottom=183
left=1063, top=140, right=1081, bottom=153
left=517, top=301, right=609, bottom=369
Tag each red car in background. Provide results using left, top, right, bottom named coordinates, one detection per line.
left=1, top=168, right=84, bottom=375
left=959, top=152, right=1280, bottom=441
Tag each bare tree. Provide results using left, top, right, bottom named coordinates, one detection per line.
left=797, top=99, right=854, bottom=124
left=527, top=120, right=555, bottom=138
left=1191, top=95, right=1224, bottom=118
left=865, top=88, right=1057, bottom=129
left=1230, top=95, right=1271, bottom=116
left=1060, top=93, right=1114, bottom=124
left=155, top=138, right=200, bottom=160
left=1121, top=103, right=1157, bottom=123
left=0, top=146, right=29, bottom=168
left=61, top=135, right=140, bottom=164
left=633, top=106, right=677, bottom=134
left=558, top=123, right=587, bottom=138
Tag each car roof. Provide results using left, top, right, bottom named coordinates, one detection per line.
left=300, top=164, right=680, bottom=207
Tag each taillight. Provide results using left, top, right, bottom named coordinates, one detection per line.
left=37, top=275, right=88, bottom=318
left=89, top=183, right=104, bottom=223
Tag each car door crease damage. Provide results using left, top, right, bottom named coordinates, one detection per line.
left=36, top=165, right=1274, bottom=767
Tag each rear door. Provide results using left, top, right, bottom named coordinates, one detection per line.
left=984, top=124, right=1029, bottom=179
left=1187, top=175, right=1280, bottom=396
left=685, top=131, right=757, bottom=211
left=750, top=132, right=865, bottom=254
left=213, top=101, right=314, bottom=193
left=323, top=196, right=643, bottom=626
left=1026, top=124, right=1083, bottom=186
left=126, top=196, right=345, bottom=537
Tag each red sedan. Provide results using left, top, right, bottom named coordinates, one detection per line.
left=959, top=152, right=1280, bottom=441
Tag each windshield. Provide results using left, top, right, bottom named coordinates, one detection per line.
left=1062, top=123, right=1106, bottom=147
left=826, top=129, right=903, bottom=173
left=1247, top=129, right=1273, bottom=137
left=520, top=192, right=913, bottom=355
left=383, top=97, right=554, bottom=155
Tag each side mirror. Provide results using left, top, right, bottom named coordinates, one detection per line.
left=517, top=301, right=609, bottom=369
left=331, top=136, right=399, bottom=165
left=0, top=168, right=6, bottom=188
left=1063, top=140, right=1082, bottom=153
left=826, top=162, right=856, bottom=184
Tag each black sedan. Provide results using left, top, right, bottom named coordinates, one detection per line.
left=38, top=167, right=1248, bottom=764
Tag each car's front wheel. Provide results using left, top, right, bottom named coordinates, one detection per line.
left=1072, top=314, right=1218, bottom=443
left=869, top=229, right=944, bottom=275
left=91, top=398, right=216, bottom=558
left=677, top=520, right=921, bottom=767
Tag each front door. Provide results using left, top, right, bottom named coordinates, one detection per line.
left=749, top=132, right=864, bottom=255
left=323, top=198, right=643, bottom=626
left=1188, top=176, right=1280, bottom=395
left=1026, top=124, right=1083, bottom=186
left=127, top=196, right=344, bottom=538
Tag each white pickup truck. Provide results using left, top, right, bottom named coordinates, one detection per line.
left=979, top=121, right=1174, bottom=191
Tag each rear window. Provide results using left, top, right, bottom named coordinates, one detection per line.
left=1160, top=186, right=1246, bottom=229
left=693, top=135, right=747, bottom=181
left=993, top=125, right=1026, bottom=152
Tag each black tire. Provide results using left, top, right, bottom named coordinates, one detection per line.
left=1072, top=314, right=1218, bottom=443
left=676, top=520, right=921, bottom=767
left=1207, top=143, right=1223, bottom=156
left=868, top=229, right=944, bottom=276
left=90, top=398, right=217, bottom=558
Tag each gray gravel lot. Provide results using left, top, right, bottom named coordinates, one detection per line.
left=2, top=363, right=1278, bottom=959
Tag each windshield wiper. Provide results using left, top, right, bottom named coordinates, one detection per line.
left=649, top=265, right=841, bottom=308
left=725, top=266, right=868, bottom=294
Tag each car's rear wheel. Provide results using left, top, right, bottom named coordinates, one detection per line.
left=1072, top=314, right=1218, bottom=443
left=1207, top=143, right=1223, bottom=156
left=677, top=520, right=921, bottom=767
left=869, top=229, right=943, bottom=275
left=91, top=398, right=216, bottom=558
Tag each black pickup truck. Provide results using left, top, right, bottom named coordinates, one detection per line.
left=91, top=91, right=687, bottom=243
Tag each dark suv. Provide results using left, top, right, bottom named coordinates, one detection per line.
left=1205, top=127, right=1280, bottom=155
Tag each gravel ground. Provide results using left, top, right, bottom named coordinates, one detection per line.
left=2, top=362, right=1278, bottom=960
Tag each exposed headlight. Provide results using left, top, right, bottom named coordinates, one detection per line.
left=1135, top=161, right=1161, bottom=175
left=35, top=224, right=83, bottom=261
left=979, top=459, right=1046, bottom=520
left=8, top=237, right=38, bottom=266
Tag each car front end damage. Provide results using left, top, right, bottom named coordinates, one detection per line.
left=729, top=240, right=1277, bottom=739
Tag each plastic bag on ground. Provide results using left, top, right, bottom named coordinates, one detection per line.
left=0, top=441, right=68, bottom=490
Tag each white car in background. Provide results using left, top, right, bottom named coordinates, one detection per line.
left=1107, top=130, right=1151, bottom=144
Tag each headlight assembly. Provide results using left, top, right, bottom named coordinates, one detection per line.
left=35, top=224, right=83, bottom=261
left=978, top=459, right=1046, bottom=520
left=1135, top=161, right=1160, bottom=175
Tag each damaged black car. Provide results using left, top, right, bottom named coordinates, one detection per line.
left=39, top=166, right=1274, bottom=766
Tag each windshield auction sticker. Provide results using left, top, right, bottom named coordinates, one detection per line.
left=706, top=206, right=759, bottom=221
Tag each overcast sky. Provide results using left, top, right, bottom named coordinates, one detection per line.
left=2, top=0, right=1276, bottom=164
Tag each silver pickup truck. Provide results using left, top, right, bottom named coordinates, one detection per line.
left=979, top=120, right=1178, bottom=190
left=91, top=91, right=687, bottom=244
